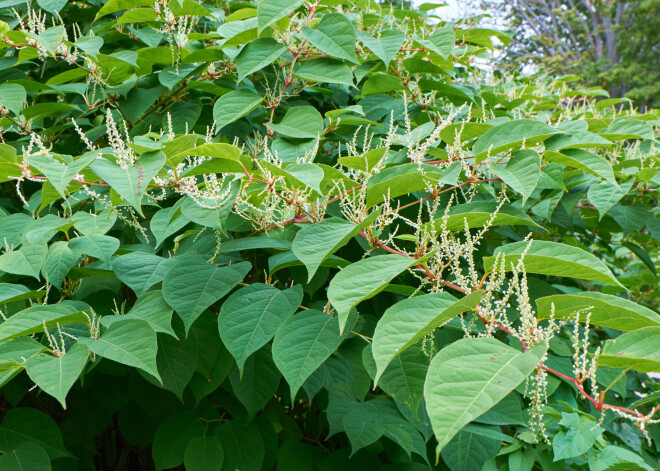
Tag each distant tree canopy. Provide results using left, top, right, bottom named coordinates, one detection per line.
left=484, top=0, right=660, bottom=109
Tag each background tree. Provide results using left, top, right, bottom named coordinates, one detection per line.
left=484, top=0, right=660, bottom=109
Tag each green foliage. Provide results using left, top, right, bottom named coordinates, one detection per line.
left=0, top=1, right=658, bottom=470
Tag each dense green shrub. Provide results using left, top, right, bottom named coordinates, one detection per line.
left=0, top=1, right=658, bottom=470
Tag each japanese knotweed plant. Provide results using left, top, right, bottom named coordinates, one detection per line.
left=0, top=1, right=658, bottom=470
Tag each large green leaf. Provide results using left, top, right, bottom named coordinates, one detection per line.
left=90, top=151, right=165, bottom=216
left=544, top=149, right=617, bottom=186
left=152, top=411, right=205, bottom=471
left=552, top=412, right=603, bottom=461
left=413, top=26, right=455, bottom=59
left=78, top=318, right=160, bottom=381
left=490, top=149, right=540, bottom=205
left=292, top=211, right=380, bottom=281
left=0, top=83, right=26, bottom=115
left=0, top=442, right=51, bottom=471
left=28, top=152, right=97, bottom=197
left=184, top=436, right=224, bottom=471
left=214, top=421, right=265, bottom=471
left=25, top=343, right=89, bottom=409
left=0, top=304, right=87, bottom=342
left=372, top=290, right=482, bottom=385
left=236, top=38, right=286, bottom=82
left=428, top=201, right=540, bottom=232
left=0, top=408, right=71, bottom=459
left=257, top=0, right=306, bottom=32
left=302, top=14, right=358, bottom=63
left=357, top=30, right=405, bottom=68
left=212, top=89, right=263, bottom=131
left=269, top=106, right=324, bottom=139
left=112, top=252, right=173, bottom=296
left=228, top=346, right=281, bottom=418
left=218, top=283, right=302, bottom=375
left=328, top=254, right=417, bottom=334
left=424, top=338, right=547, bottom=453
left=162, top=256, right=251, bottom=334
left=0, top=239, right=48, bottom=280
left=272, top=310, right=342, bottom=399
left=482, top=241, right=624, bottom=288
left=293, top=58, right=354, bottom=87
left=41, top=241, right=78, bottom=288
left=154, top=335, right=198, bottom=401
left=598, top=327, right=660, bottom=373
left=68, top=235, right=119, bottom=266
left=536, top=292, right=660, bottom=331
left=472, top=119, right=562, bottom=163
left=103, top=290, right=176, bottom=337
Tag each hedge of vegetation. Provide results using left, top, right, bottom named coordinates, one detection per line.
left=0, top=1, right=658, bottom=470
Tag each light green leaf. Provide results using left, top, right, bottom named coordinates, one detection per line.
left=293, top=58, right=354, bottom=87
left=257, top=0, right=306, bottom=32
left=90, top=151, right=165, bottom=216
left=78, top=318, right=161, bottom=381
left=473, top=119, right=562, bottom=163
left=184, top=436, right=224, bottom=471
left=0, top=283, right=44, bottom=305
left=149, top=206, right=189, bottom=249
left=272, top=310, right=342, bottom=399
left=218, top=283, right=302, bottom=375
left=41, top=241, right=78, bottom=288
left=0, top=83, right=27, bottom=115
left=483, top=241, right=624, bottom=288
left=600, top=120, right=654, bottom=140
left=372, top=290, right=482, bottom=385
left=544, top=130, right=613, bottom=150
left=357, top=30, right=405, bottom=68
left=102, top=290, right=176, bottom=338
left=73, top=210, right=117, bottom=236
left=536, top=292, right=660, bottom=331
left=598, top=327, right=660, bottom=373
left=424, top=338, right=547, bottom=453
left=236, top=38, right=286, bottom=82
left=292, top=211, right=380, bottom=281
left=212, top=89, right=263, bottom=131
left=552, top=412, right=603, bottom=460
left=180, top=178, right=241, bottom=234
left=328, top=254, right=417, bottom=334
left=0, top=239, right=48, bottom=280
left=25, top=343, right=89, bottom=409
left=545, top=149, right=617, bottom=186
left=28, top=152, right=97, bottom=197
left=162, top=256, right=251, bottom=334
left=587, top=180, right=628, bottom=219
left=302, top=14, right=357, bottom=64
left=0, top=304, right=87, bottom=342
left=95, top=0, right=153, bottom=20
left=490, top=149, right=540, bottom=205
left=428, top=201, right=540, bottom=232
left=413, top=26, right=455, bottom=59
left=68, top=235, right=120, bottom=266
left=269, top=106, right=324, bottom=139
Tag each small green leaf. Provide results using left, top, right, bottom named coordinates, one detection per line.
left=427, top=202, right=540, bottom=232
left=68, top=235, right=120, bottom=266
left=236, top=38, right=286, bottom=82
left=272, top=310, right=342, bottom=399
left=112, top=252, right=173, bottom=296
left=25, top=343, right=89, bottom=409
left=212, top=89, right=263, bottom=131
left=257, top=0, right=306, bottom=32
left=90, top=151, right=165, bottom=216
left=78, top=319, right=161, bottom=381
left=219, top=283, right=302, bottom=375
left=163, top=256, right=251, bottom=334
left=269, top=106, right=324, bottom=139
left=41, top=241, right=78, bottom=288
left=28, top=152, right=97, bottom=197
left=302, top=14, right=358, bottom=64
left=552, top=412, right=603, bottom=460
left=0, top=83, right=27, bottom=115
left=229, top=346, right=281, bottom=418
left=293, top=58, right=354, bottom=87
left=328, top=254, right=417, bottom=334
left=413, top=26, right=455, bottom=59
left=0, top=239, right=48, bottom=280
left=473, top=119, right=561, bottom=163
left=490, top=149, right=540, bottom=206
left=357, top=30, right=405, bottom=68
left=0, top=305, right=87, bottom=342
